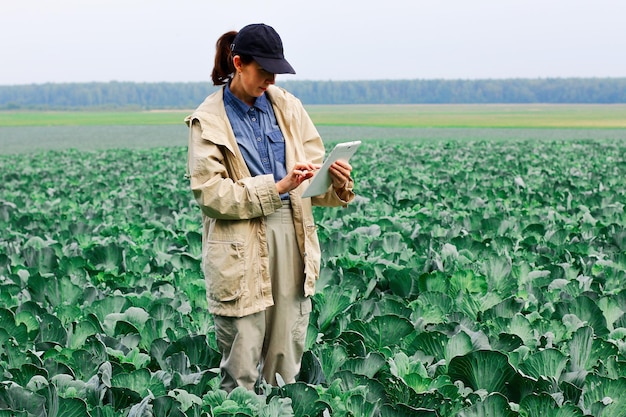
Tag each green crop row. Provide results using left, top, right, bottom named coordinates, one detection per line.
left=1, top=136, right=626, bottom=416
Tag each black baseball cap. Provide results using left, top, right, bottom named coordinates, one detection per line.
left=231, top=23, right=296, bottom=75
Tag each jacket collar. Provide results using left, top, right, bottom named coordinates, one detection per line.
left=186, top=87, right=237, bottom=155
left=185, top=85, right=294, bottom=157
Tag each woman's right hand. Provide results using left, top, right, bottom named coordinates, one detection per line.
left=276, top=162, right=321, bottom=194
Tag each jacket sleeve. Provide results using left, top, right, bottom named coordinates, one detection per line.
left=187, top=118, right=282, bottom=220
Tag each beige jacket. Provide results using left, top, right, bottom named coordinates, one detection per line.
left=185, top=85, right=354, bottom=317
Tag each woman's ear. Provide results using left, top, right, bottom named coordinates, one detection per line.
left=232, top=55, right=242, bottom=72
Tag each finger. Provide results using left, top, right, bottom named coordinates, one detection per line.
left=310, top=163, right=322, bottom=171
left=330, top=164, right=349, bottom=178
left=294, top=162, right=319, bottom=171
left=294, top=168, right=315, bottom=178
left=334, top=160, right=352, bottom=171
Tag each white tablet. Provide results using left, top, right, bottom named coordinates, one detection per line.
left=301, top=141, right=361, bottom=198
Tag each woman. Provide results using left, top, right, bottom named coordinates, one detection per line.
left=185, top=23, right=355, bottom=392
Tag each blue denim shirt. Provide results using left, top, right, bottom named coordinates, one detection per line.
left=224, top=85, right=288, bottom=198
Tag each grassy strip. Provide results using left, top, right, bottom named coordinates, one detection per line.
left=306, top=104, right=626, bottom=128
left=1, top=104, right=625, bottom=128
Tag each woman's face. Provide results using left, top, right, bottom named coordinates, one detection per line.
left=230, top=56, right=276, bottom=105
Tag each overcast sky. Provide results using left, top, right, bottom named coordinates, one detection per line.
left=1, top=0, right=625, bottom=85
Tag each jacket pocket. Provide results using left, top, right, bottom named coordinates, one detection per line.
left=204, top=240, right=245, bottom=302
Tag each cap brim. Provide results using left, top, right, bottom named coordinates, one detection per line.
left=254, top=56, right=296, bottom=74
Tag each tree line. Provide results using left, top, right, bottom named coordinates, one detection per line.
left=1, top=78, right=625, bottom=110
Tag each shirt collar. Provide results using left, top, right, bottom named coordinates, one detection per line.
left=224, top=84, right=270, bottom=118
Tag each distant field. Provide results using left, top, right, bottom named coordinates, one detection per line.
left=1, top=104, right=626, bottom=128
left=0, top=110, right=188, bottom=127
left=1, top=104, right=624, bottom=154
left=307, top=104, right=626, bottom=128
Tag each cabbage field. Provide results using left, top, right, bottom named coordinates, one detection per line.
left=1, top=119, right=626, bottom=416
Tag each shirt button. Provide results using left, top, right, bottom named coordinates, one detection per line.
left=256, top=137, right=262, bottom=141
left=251, top=117, right=256, bottom=122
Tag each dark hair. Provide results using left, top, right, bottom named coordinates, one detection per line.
left=211, top=31, right=253, bottom=86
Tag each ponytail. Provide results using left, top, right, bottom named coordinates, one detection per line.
left=211, top=31, right=237, bottom=85
left=211, top=30, right=255, bottom=85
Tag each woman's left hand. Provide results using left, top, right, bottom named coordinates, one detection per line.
left=329, top=159, right=353, bottom=190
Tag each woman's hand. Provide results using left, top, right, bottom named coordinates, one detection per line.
left=276, top=162, right=321, bottom=194
left=329, top=159, right=353, bottom=190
